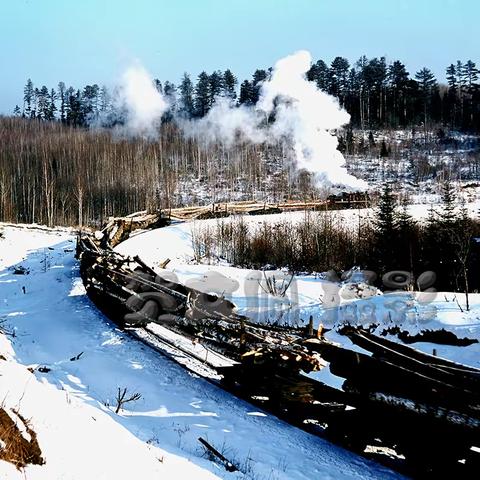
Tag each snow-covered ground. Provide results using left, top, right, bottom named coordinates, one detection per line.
left=0, top=224, right=401, bottom=479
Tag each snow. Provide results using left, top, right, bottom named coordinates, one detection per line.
left=0, top=224, right=400, bottom=479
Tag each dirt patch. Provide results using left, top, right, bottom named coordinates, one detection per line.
left=0, top=407, right=45, bottom=469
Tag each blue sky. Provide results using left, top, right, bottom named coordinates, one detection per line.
left=0, top=0, right=478, bottom=113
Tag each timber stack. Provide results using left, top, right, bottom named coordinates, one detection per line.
left=76, top=211, right=480, bottom=477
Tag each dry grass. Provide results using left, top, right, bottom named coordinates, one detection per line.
left=191, top=212, right=375, bottom=272
left=0, top=407, right=45, bottom=470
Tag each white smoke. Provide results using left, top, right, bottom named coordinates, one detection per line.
left=116, top=63, right=168, bottom=138
left=183, top=98, right=265, bottom=146
left=183, top=50, right=367, bottom=189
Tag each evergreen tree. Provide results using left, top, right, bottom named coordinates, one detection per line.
left=380, top=139, right=389, bottom=158
left=453, top=203, right=473, bottom=309
left=374, top=183, right=398, bottom=272
left=251, top=69, right=268, bottom=103
left=239, top=80, right=254, bottom=105
left=194, top=71, right=210, bottom=117
left=99, top=85, right=110, bottom=112
left=66, top=89, right=85, bottom=126
left=435, top=180, right=458, bottom=289
left=415, top=68, right=437, bottom=139
left=222, top=69, right=237, bottom=99
left=388, top=60, right=409, bottom=125
left=329, top=57, right=350, bottom=105
left=47, top=88, right=57, bottom=120
left=462, top=60, right=479, bottom=127
left=64, top=86, right=75, bottom=121
left=23, top=79, right=34, bottom=117
left=178, top=73, right=195, bottom=118
left=37, top=86, right=50, bottom=120
left=163, top=81, right=177, bottom=120
left=153, top=79, right=163, bottom=94
left=440, top=180, right=457, bottom=226
left=13, top=105, right=21, bottom=116
left=307, top=59, right=329, bottom=91
left=82, top=84, right=100, bottom=120
left=446, top=64, right=458, bottom=127
left=208, top=71, right=224, bottom=106
left=463, top=60, right=479, bottom=91
left=397, top=199, right=417, bottom=273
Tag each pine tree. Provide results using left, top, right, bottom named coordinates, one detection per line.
left=208, top=71, right=224, bottom=107
left=374, top=183, right=398, bottom=272
left=388, top=60, right=409, bottom=125
left=222, top=69, right=237, bottom=99
left=397, top=199, right=417, bottom=273
left=47, top=88, right=57, bottom=120
left=435, top=180, right=459, bottom=290
left=82, top=84, right=100, bottom=120
left=463, top=60, right=479, bottom=92
left=440, top=180, right=456, bottom=227
left=329, top=57, right=350, bottom=105
left=462, top=60, right=479, bottom=126
left=64, top=86, right=75, bottom=122
left=453, top=202, right=473, bottom=309
left=415, top=68, right=437, bottom=140
left=194, top=72, right=210, bottom=117
left=153, top=79, right=163, bottom=94
left=307, top=59, right=329, bottom=91
left=13, top=105, right=21, bottom=116
left=99, top=85, right=110, bottom=112
left=23, top=79, right=34, bottom=117
left=446, top=64, right=458, bottom=127
left=422, top=204, right=439, bottom=265
left=37, top=86, right=50, bottom=120
left=179, top=73, right=195, bottom=118
left=380, top=139, right=389, bottom=158
left=67, top=89, right=85, bottom=126
left=162, top=81, right=177, bottom=121
left=239, top=80, right=254, bottom=105
left=251, top=69, right=268, bottom=103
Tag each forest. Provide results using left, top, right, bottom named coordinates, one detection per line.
left=12, top=56, right=480, bottom=132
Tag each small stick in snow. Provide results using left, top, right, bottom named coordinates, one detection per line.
left=198, top=437, right=237, bottom=472
left=158, top=258, right=171, bottom=269
left=70, top=352, right=84, bottom=361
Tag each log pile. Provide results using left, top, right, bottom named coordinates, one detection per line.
left=90, top=197, right=368, bottom=229
left=76, top=219, right=480, bottom=476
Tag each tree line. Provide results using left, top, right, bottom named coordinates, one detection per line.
left=14, top=56, right=480, bottom=132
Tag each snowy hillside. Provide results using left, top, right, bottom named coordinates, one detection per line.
left=0, top=224, right=400, bottom=479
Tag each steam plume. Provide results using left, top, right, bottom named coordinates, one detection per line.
left=184, top=50, right=367, bottom=189
left=117, top=63, right=167, bottom=138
